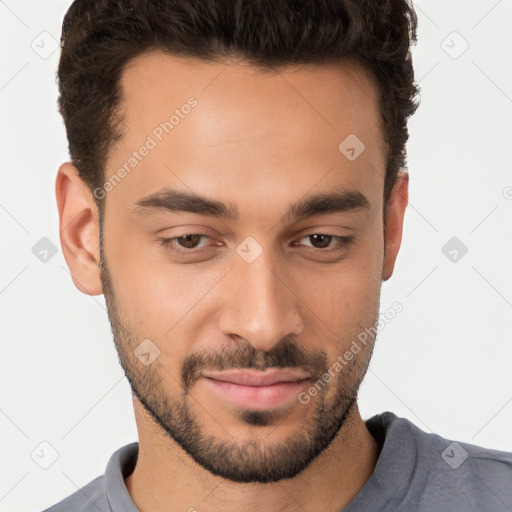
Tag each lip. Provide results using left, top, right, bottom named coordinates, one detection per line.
left=201, top=368, right=311, bottom=386
left=200, top=369, right=311, bottom=410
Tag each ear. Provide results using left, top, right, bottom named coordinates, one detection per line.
left=381, top=170, right=409, bottom=282
left=56, top=162, right=103, bottom=296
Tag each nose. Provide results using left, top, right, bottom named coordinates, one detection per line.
left=217, top=252, right=304, bottom=353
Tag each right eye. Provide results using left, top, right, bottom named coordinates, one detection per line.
left=159, top=233, right=221, bottom=256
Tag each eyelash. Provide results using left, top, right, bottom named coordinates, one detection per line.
left=159, top=233, right=354, bottom=257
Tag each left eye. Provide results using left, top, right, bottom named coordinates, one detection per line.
left=296, top=233, right=351, bottom=251
left=159, top=233, right=353, bottom=256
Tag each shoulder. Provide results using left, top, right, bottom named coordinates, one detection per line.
left=418, top=432, right=512, bottom=511
left=41, top=474, right=109, bottom=512
left=40, top=442, right=138, bottom=512
left=378, top=412, right=512, bottom=510
left=399, top=413, right=512, bottom=475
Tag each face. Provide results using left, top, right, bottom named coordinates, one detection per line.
left=65, top=50, right=406, bottom=483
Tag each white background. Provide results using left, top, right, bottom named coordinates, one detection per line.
left=1, top=1, right=511, bottom=511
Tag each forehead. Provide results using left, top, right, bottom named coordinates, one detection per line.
left=118, top=50, right=383, bottom=139
left=107, top=50, right=386, bottom=215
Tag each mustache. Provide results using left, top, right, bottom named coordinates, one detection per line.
left=181, top=338, right=328, bottom=392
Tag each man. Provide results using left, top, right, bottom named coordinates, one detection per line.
left=47, top=0, right=512, bottom=511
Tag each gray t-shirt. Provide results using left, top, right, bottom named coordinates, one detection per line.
left=42, top=411, right=512, bottom=511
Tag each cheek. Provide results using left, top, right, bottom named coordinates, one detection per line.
left=293, top=234, right=383, bottom=363
left=298, top=267, right=381, bottom=350
left=105, top=232, right=228, bottom=347
left=301, top=240, right=383, bottom=319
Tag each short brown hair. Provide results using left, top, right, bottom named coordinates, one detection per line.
left=58, top=0, right=420, bottom=210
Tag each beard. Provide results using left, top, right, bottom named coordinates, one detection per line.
left=99, top=230, right=377, bottom=484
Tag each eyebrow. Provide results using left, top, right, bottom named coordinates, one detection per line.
left=132, top=186, right=370, bottom=222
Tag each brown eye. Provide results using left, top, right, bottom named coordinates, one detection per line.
left=302, top=233, right=354, bottom=253
left=308, top=234, right=333, bottom=249
left=176, top=234, right=203, bottom=249
left=159, top=233, right=213, bottom=256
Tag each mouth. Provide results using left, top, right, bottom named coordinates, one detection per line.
left=201, top=368, right=311, bottom=386
left=200, top=369, right=312, bottom=409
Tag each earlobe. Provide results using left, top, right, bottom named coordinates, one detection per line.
left=382, top=170, right=409, bottom=282
left=56, top=162, right=103, bottom=296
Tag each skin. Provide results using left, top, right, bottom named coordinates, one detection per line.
left=56, top=50, right=408, bottom=512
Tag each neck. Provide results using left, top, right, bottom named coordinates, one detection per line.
left=125, top=398, right=380, bottom=512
